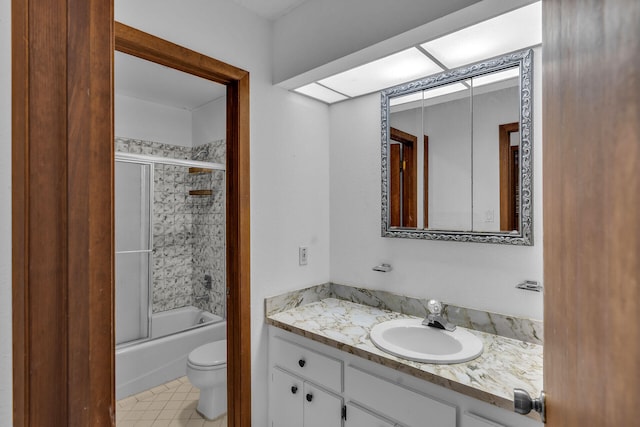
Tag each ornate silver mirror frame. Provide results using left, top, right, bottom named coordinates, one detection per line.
left=381, top=49, right=533, bottom=245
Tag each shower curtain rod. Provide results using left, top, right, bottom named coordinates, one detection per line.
left=115, top=152, right=225, bottom=171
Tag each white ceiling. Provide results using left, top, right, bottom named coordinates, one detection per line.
left=115, top=0, right=309, bottom=109
left=115, top=52, right=226, bottom=110
left=231, top=0, right=309, bottom=20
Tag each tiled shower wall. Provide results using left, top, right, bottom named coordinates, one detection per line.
left=115, top=137, right=226, bottom=318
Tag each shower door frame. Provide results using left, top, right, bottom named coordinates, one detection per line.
left=12, top=7, right=252, bottom=425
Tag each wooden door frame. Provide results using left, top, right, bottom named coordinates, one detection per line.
left=499, top=122, right=519, bottom=231
left=115, top=23, right=251, bottom=427
left=390, top=127, right=417, bottom=227
left=423, top=135, right=429, bottom=229
left=12, top=5, right=251, bottom=425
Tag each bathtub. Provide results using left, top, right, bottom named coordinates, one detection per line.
left=116, top=306, right=226, bottom=399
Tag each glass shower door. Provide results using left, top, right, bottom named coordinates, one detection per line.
left=115, top=160, right=152, bottom=345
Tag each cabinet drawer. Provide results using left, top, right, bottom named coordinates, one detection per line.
left=272, top=336, right=343, bottom=393
left=462, top=412, right=508, bottom=427
left=345, top=365, right=456, bottom=427
left=345, top=402, right=399, bottom=427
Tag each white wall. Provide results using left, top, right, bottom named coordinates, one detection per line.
left=192, top=96, right=227, bottom=146
left=115, top=1, right=332, bottom=425
left=115, top=94, right=193, bottom=146
left=0, top=0, right=12, bottom=420
left=329, top=47, right=543, bottom=320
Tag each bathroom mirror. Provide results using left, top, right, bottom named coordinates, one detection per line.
left=381, top=49, right=533, bottom=245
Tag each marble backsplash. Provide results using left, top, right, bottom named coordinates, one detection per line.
left=265, top=282, right=542, bottom=345
left=116, top=137, right=226, bottom=317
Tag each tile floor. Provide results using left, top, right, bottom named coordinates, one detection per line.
left=116, top=377, right=227, bottom=427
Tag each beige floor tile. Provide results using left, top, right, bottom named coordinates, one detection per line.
left=172, top=392, right=189, bottom=401
left=163, top=401, right=183, bottom=410
left=181, top=401, right=197, bottom=410
left=119, top=396, right=138, bottom=409
left=176, top=408, right=196, bottom=419
left=136, top=390, right=156, bottom=402
left=148, top=400, right=168, bottom=410
left=150, top=384, right=169, bottom=394
left=123, top=410, right=145, bottom=421
left=154, top=392, right=174, bottom=401
left=117, top=376, right=225, bottom=427
left=165, top=379, right=184, bottom=388
left=133, top=401, right=153, bottom=411
left=177, top=384, right=193, bottom=393
left=140, top=410, right=160, bottom=420
left=157, top=409, right=178, bottom=420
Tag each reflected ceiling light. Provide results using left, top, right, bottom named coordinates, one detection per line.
left=423, top=82, right=468, bottom=100
left=294, top=83, right=348, bottom=104
left=421, top=2, right=541, bottom=69
left=472, top=67, right=520, bottom=87
left=318, top=48, right=442, bottom=98
left=390, top=92, right=423, bottom=107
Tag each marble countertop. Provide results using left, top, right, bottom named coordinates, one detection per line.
left=266, top=298, right=543, bottom=415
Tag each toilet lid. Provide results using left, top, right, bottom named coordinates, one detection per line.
left=188, top=340, right=227, bottom=367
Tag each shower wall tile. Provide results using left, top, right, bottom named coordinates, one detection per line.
left=116, top=137, right=226, bottom=318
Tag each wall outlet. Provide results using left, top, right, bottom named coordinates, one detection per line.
left=299, top=246, right=308, bottom=266
left=485, top=209, right=495, bottom=223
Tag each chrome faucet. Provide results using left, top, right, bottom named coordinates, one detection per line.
left=422, top=299, right=456, bottom=332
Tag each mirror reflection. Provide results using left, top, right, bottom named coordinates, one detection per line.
left=382, top=50, right=532, bottom=245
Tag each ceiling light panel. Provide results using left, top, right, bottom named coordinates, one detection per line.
left=294, top=83, right=348, bottom=104
left=318, top=48, right=443, bottom=98
left=421, top=2, right=541, bottom=69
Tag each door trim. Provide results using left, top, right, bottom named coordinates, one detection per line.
left=12, top=6, right=251, bottom=425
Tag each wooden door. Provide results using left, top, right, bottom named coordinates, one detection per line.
left=389, top=127, right=418, bottom=228
left=12, top=7, right=252, bottom=426
left=543, top=1, right=640, bottom=426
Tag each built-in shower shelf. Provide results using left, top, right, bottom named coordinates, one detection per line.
left=188, top=167, right=212, bottom=174
left=189, top=189, right=213, bottom=196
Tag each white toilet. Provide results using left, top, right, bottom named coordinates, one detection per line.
left=186, top=340, right=227, bottom=420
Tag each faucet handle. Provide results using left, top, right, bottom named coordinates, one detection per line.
left=427, top=299, right=443, bottom=315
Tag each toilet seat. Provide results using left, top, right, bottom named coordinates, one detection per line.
left=187, top=340, right=227, bottom=369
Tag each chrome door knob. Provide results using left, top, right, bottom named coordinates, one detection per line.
left=514, top=388, right=546, bottom=423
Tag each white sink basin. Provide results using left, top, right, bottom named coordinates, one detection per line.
left=369, top=318, right=484, bottom=364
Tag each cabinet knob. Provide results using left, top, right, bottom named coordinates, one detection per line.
left=298, top=359, right=306, bottom=367
left=291, top=386, right=298, bottom=394
left=306, top=393, right=313, bottom=402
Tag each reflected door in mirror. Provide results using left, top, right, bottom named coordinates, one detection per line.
left=389, top=128, right=417, bottom=228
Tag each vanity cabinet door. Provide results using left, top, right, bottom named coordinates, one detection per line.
left=303, top=382, right=344, bottom=427
left=344, top=402, right=398, bottom=427
left=345, top=365, right=456, bottom=427
left=271, top=367, right=303, bottom=427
